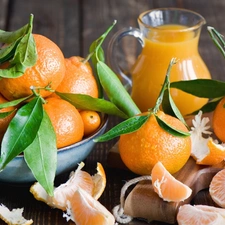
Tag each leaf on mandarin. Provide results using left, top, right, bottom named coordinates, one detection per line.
left=0, top=96, right=43, bottom=170
left=24, top=110, right=57, bottom=196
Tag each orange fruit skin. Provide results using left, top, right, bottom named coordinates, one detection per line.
left=0, top=94, right=16, bottom=141
left=80, top=110, right=101, bottom=136
left=213, top=97, right=225, bottom=142
left=0, top=34, right=66, bottom=101
left=43, top=97, right=84, bottom=148
left=56, top=56, right=98, bottom=98
left=119, top=111, right=191, bottom=175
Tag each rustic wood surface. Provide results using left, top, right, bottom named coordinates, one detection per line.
left=0, top=0, right=225, bottom=224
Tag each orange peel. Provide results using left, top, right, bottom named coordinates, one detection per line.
left=190, top=111, right=225, bottom=165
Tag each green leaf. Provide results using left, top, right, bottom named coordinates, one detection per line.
left=55, top=92, right=128, bottom=119
left=94, top=114, right=149, bottom=142
left=0, top=38, right=21, bottom=64
left=0, top=14, right=37, bottom=79
left=0, top=110, right=15, bottom=119
left=162, top=88, right=187, bottom=127
left=170, top=79, right=225, bottom=98
left=0, top=97, right=43, bottom=169
left=155, top=115, right=190, bottom=137
left=0, top=95, right=33, bottom=109
left=97, top=61, right=140, bottom=117
left=190, top=97, right=222, bottom=115
left=207, top=26, right=225, bottom=58
left=0, top=24, right=28, bottom=43
left=24, top=111, right=57, bottom=196
left=10, top=32, right=37, bottom=67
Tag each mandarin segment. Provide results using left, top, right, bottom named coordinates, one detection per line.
left=43, top=97, right=84, bottom=148
left=56, top=56, right=98, bottom=98
left=209, top=169, right=225, bottom=208
left=119, top=111, right=191, bottom=175
left=64, top=188, right=115, bottom=225
left=0, top=34, right=65, bottom=101
left=177, top=204, right=225, bottom=225
left=30, top=162, right=106, bottom=211
left=151, top=161, right=192, bottom=202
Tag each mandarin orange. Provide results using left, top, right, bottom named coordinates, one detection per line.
left=80, top=110, right=101, bottom=136
left=56, top=56, right=98, bottom=98
left=213, top=96, right=225, bottom=142
left=0, top=34, right=65, bottom=101
left=119, top=111, right=191, bottom=175
left=43, top=97, right=84, bottom=148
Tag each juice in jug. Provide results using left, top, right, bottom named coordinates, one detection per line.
left=131, top=24, right=211, bottom=116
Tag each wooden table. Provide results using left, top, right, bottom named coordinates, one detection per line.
left=0, top=0, right=225, bottom=224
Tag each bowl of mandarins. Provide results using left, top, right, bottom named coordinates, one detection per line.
left=0, top=30, right=109, bottom=183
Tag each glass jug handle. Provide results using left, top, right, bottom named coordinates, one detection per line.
left=107, top=27, right=144, bottom=91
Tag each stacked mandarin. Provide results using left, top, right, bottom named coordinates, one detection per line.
left=0, top=34, right=102, bottom=149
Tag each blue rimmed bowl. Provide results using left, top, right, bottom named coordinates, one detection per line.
left=0, top=113, right=108, bottom=183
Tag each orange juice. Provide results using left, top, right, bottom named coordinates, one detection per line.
left=130, top=24, right=211, bottom=116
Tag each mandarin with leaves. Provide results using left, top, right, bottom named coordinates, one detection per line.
left=43, top=97, right=84, bottom=148
left=56, top=56, right=98, bottom=98
left=0, top=34, right=65, bottom=101
left=118, top=111, right=191, bottom=175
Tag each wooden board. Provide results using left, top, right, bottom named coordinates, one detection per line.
left=121, top=158, right=224, bottom=224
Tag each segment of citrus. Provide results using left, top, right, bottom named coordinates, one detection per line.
left=119, top=111, right=191, bottom=175
left=151, top=161, right=192, bottom=202
left=56, top=56, right=98, bottom=98
left=177, top=204, right=225, bottom=225
left=30, top=162, right=106, bottom=210
left=190, top=111, right=225, bottom=165
left=0, top=204, right=33, bottom=225
left=209, top=168, right=225, bottom=208
left=0, top=34, right=65, bottom=101
left=92, top=162, right=107, bottom=199
left=63, top=188, right=115, bottom=225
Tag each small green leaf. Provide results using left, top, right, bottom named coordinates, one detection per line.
left=0, top=97, right=43, bottom=169
left=191, top=97, right=222, bottom=115
left=24, top=111, right=57, bottom=196
left=155, top=115, right=190, bottom=137
left=0, top=110, right=15, bottom=119
left=94, top=114, right=149, bottom=142
left=97, top=61, right=140, bottom=117
left=55, top=92, right=128, bottom=119
left=0, top=95, right=33, bottom=109
left=0, top=24, right=28, bottom=43
left=207, top=26, right=225, bottom=58
left=0, top=38, right=21, bottom=64
left=11, top=32, right=37, bottom=67
left=170, top=79, right=225, bottom=98
left=162, top=88, right=187, bottom=127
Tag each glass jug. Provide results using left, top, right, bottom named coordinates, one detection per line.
left=107, top=8, right=211, bottom=116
